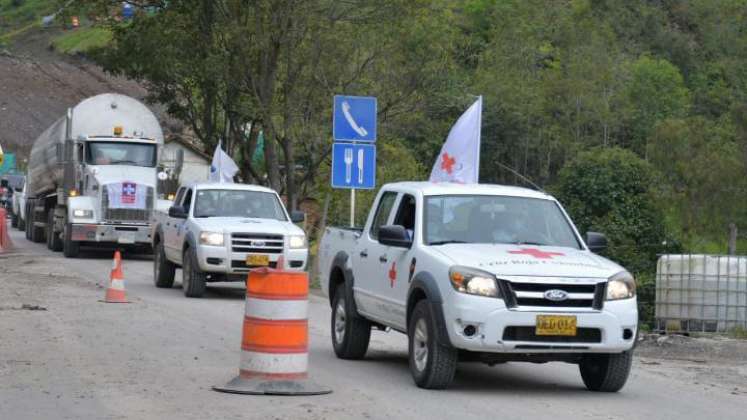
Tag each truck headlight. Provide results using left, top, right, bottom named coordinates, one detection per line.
left=288, top=235, right=307, bottom=249
left=73, top=209, right=93, bottom=218
left=606, top=271, right=636, bottom=300
left=449, top=266, right=501, bottom=298
left=199, top=231, right=224, bottom=246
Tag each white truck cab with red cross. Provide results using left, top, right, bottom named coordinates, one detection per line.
left=319, top=182, right=638, bottom=391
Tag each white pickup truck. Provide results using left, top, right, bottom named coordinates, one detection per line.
left=319, top=182, right=638, bottom=391
left=151, top=182, right=308, bottom=297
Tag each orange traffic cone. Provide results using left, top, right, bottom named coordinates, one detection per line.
left=0, top=208, right=12, bottom=253
left=103, top=251, right=129, bottom=303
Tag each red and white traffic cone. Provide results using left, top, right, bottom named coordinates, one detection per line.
left=103, top=250, right=129, bottom=303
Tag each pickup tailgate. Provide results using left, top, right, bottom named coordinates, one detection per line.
left=318, top=226, right=362, bottom=297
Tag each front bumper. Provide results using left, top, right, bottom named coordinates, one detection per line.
left=71, top=223, right=152, bottom=244
left=443, top=293, right=638, bottom=354
left=196, top=245, right=308, bottom=274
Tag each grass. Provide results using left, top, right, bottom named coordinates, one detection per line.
left=51, top=26, right=111, bottom=54
left=0, top=0, right=55, bottom=36
left=728, top=326, right=747, bottom=340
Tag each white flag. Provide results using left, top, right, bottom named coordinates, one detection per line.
left=209, top=141, right=239, bottom=183
left=429, top=96, right=482, bottom=184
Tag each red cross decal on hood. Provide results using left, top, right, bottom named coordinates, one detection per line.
left=508, top=248, right=565, bottom=259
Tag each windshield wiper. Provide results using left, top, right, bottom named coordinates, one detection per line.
left=429, top=240, right=468, bottom=246
left=509, top=241, right=548, bottom=246
left=109, top=160, right=140, bottom=165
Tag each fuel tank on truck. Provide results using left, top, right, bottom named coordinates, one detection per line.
left=26, top=94, right=164, bottom=198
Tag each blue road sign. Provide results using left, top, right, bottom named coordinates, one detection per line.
left=333, top=95, right=377, bottom=142
left=331, top=143, right=376, bottom=189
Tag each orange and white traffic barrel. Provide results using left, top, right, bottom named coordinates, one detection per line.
left=213, top=261, right=331, bottom=395
left=0, top=208, right=11, bottom=252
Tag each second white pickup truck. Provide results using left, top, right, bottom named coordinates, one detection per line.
left=152, top=182, right=308, bottom=297
left=319, top=182, right=638, bottom=391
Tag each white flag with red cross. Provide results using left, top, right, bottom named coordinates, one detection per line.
left=429, top=96, right=482, bottom=184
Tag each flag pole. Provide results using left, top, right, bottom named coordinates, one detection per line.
left=476, top=96, right=482, bottom=183
left=350, top=189, right=355, bottom=227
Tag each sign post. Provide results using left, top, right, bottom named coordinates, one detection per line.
left=331, top=95, right=377, bottom=227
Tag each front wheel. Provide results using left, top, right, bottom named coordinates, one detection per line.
left=153, top=241, right=176, bottom=288
left=182, top=247, right=206, bottom=298
left=10, top=211, right=18, bottom=228
left=62, top=223, right=80, bottom=258
left=408, top=300, right=458, bottom=389
left=579, top=351, right=633, bottom=392
left=17, top=215, right=25, bottom=231
left=331, top=283, right=371, bottom=359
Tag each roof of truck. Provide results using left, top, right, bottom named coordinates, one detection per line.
left=185, top=182, right=278, bottom=194
left=383, top=182, right=554, bottom=200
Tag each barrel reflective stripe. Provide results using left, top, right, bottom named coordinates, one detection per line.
left=245, top=297, right=308, bottom=321
left=246, top=272, right=308, bottom=300
left=239, top=351, right=308, bottom=377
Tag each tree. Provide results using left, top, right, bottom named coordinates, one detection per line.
left=552, top=147, right=666, bottom=274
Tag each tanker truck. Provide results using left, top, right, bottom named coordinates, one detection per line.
left=25, top=94, right=165, bottom=257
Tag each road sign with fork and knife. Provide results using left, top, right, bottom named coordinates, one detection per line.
left=331, top=95, right=377, bottom=225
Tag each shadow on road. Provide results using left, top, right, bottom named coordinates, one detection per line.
left=348, top=348, right=588, bottom=394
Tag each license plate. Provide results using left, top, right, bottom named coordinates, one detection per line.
left=117, top=232, right=135, bottom=244
left=536, top=315, right=577, bottom=336
left=246, top=254, right=269, bottom=267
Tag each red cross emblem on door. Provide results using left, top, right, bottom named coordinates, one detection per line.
left=508, top=248, right=565, bottom=259
left=388, top=262, right=397, bottom=288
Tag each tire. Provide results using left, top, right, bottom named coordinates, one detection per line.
left=62, top=223, right=80, bottom=258
left=30, top=208, right=45, bottom=243
left=182, top=247, right=206, bottom=298
left=46, top=211, right=53, bottom=250
left=11, top=212, right=18, bottom=228
left=579, top=351, right=633, bottom=392
left=408, top=300, right=458, bottom=389
left=153, top=241, right=176, bottom=288
left=331, top=283, right=371, bottom=359
left=24, top=206, right=32, bottom=240
left=48, top=210, right=63, bottom=251
left=17, top=215, right=25, bottom=231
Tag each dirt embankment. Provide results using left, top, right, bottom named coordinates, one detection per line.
left=0, top=27, right=176, bottom=160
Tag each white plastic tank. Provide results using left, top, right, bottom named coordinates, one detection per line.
left=655, top=254, right=747, bottom=332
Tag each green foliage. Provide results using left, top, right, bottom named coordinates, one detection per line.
left=52, top=26, right=111, bottom=54
left=553, top=147, right=666, bottom=274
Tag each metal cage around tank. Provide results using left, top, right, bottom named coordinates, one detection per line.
left=655, top=254, right=747, bottom=333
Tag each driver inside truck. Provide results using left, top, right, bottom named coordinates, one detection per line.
left=94, top=149, right=111, bottom=165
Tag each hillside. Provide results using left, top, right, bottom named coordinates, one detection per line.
left=0, top=25, right=184, bottom=164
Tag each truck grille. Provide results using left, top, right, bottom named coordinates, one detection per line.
left=101, top=185, right=154, bottom=224
left=502, top=280, right=605, bottom=310
left=231, top=233, right=284, bottom=253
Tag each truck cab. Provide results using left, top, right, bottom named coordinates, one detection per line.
left=152, top=183, right=308, bottom=297
left=320, top=182, right=637, bottom=391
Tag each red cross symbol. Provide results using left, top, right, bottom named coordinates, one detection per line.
left=440, top=152, right=456, bottom=174
left=388, top=262, right=397, bottom=288
left=508, top=248, right=565, bottom=259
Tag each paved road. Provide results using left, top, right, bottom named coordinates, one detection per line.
left=1, top=226, right=745, bottom=420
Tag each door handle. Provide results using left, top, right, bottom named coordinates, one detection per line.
left=359, top=250, right=368, bottom=258
left=379, top=255, right=388, bottom=263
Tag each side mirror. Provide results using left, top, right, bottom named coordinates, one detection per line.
left=379, top=225, right=413, bottom=248
left=586, top=232, right=607, bottom=253
left=168, top=206, right=188, bottom=219
left=290, top=210, right=305, bottom=223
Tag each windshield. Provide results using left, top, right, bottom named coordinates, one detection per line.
left=424, top=195, right=581, bottom=249
left=193, top=189, right=288, bottom=220
left=86, top=142, right=157, bottom=167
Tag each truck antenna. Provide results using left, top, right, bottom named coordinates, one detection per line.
left=496, top=161, right=545, bottom=193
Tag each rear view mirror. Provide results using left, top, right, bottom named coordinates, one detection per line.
left=290, top=211, right=305, bottom=223
left=379, top=225, right=413, bottom=248
left=168, top=206, right=188, bottom=219
left=586, top=232, right=607, bottom=253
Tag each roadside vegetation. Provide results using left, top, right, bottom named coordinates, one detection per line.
left=6, top=0, right=747, bottom=328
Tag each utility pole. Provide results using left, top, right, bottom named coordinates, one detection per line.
left=728, top=223, right=738, bottom=255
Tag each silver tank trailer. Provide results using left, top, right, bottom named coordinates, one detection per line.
left=27, top=94, right=164, bottom=198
